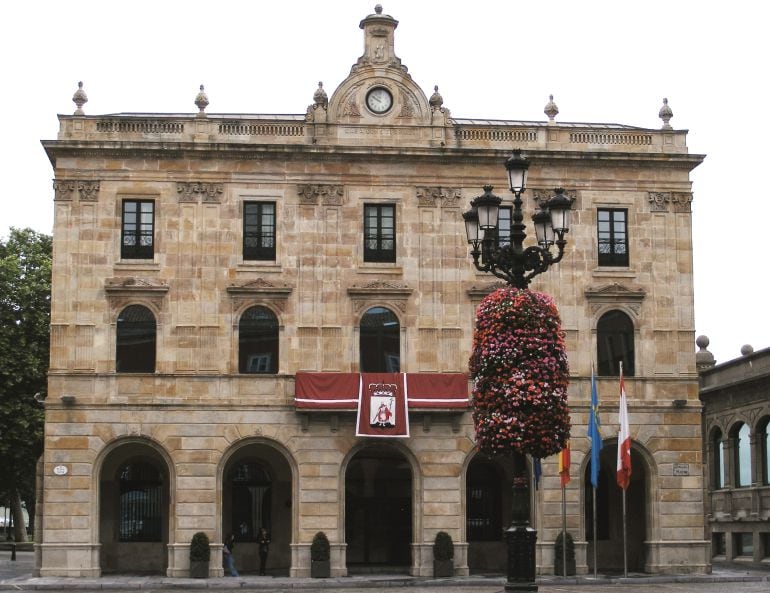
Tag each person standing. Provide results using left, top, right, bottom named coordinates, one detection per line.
left=257, top=527, right=270, bottom=576
left=223, top=533, right=238, bottom=577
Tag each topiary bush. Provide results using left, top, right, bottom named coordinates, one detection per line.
left=311, top=531, right=330, bottom=562
left=190, top=531, right=210, bottom=562
left=433, top=531, right=454, bottom=561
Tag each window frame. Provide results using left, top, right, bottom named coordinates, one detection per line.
left=596, top=309, right=635, bottom=377
left=238, top=305, right=279, bottom=374
left=733, top=422, right=752, bottom=488
left=121, top=200, right=155, bottom=260
left=243, top=201, right=276, bottom=261
left=116, top=304, right=157, bottom=373
left=363, top=204, right=396, bottom=263
left=597, top=208, right=629, bottom=267
left=359, top=306, right=400, bottom=373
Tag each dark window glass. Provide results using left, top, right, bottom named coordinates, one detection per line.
left=733, top=423, right=752, bottom=487
left=712, top=532, right=726, bottom=557
left=364, top=204, right=396, bottom=263
left=360, top=306, right=400, bottom=372
left=118, top=461, right=163, bottom=542
left=121, top=200, right=155, bottom=259
left=116, top=305, right=156, bottom=373
left=597, top=209, right=628, bottom=267
left=597, top=310, right=634, bottom=376
left=239, top=306, right=278, bottom=374
left=228, top=462, right=271, bottom=541
left=466, top=460, right=502, bottom=541
left=244, top=202, right=276, bottom=261
left=486, top=206, right=512, bottom=247
left=712, top=429, right=725, bottom=489
left=735, top=532, right=754, bottom=557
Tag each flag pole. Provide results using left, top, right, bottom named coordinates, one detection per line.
left=561, top=482, right=567, bottom=576
left=622, top=485, right=628, bottom=577
left=592, top=485, right=598, bottom=579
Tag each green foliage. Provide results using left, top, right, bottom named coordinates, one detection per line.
left=433, top=531, right=454, bottom=561
left=189, top=532, right=210, bottom=561
left=0, top=228, right=51, bottom=523
left=310, top=531, right=330, bottom=561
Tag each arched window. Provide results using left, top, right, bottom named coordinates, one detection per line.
left=760, top=418, right=770, bottom=486
left=360, top=306, right=400, bottom=372
left=597, top=310, right=634, bottom=376
left=712, top=428, right=725, bottom=489
left=118, top=461, right=163, bottom=542
left=732, top=423, right=752, bottom=487
left=239, top=306, right=278, bottom=374
left=228, top=461, right=272, bottom=541
left=116, top=305, right=156, bottom=373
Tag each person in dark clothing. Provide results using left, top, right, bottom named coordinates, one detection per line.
left=257, top=527, right=270, bottom=575
left=223, top=533, right=238, bottom=577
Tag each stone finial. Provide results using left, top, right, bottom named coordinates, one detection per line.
left=313, top=81, right=328, bottom=108
left=194, top=85, right=209, bottom=117
left=741, top=344, right=754, bottom=356
left=375, top=4, right=383, bottom=14
left=429, top=85, right=443, bottom=109
left=544, top=94, right=559, bottom=122
left=72, top=81, right=88, bottom=116
left=695, top=335, right=716, bottom=370
left=659, top=97, right=673, bottom=130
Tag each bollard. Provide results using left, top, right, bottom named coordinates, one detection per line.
left=11, top=543, right=16, bottom=561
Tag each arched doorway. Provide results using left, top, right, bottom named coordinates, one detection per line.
left=345, top=445, right=412, bottom=572
left=465, top=454, right=529, bottom=573
left=221, top=442, right=292, bottom=575
left=585, top=443, right=647, bottom=573
left=99, top=442, right=170, bottom=574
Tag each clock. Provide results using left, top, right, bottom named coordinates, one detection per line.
left=366, top=87, right=393, bottom=114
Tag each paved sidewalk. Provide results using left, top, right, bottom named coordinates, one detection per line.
left=2, top=551, right=769, bottom=591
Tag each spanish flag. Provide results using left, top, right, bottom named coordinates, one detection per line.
left=558, top=440, right=571, bottom=487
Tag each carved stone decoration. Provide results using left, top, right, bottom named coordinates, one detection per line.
left=77, top=181, right=100, bottom=201
left=53, top=180, right=76, bottom=201
left=532, top=188, right=578, bottom=210
left=671, top=192, right=693, bottom=213
left=227, top=278, right=293, bottom=301
left=343, top=98, right=361, bottom=117
left=347, top=280, right=413, bottom=314
left=176, top=182, right=224, bottom=203
left=416, top=187, right=462, bottom=208
left=467, top=281, right=507, bottom=305
left=584, top=282, right=646, bottom=317
left=398, top=90, right=415, bottom=117
left=648, top=192, right=671, bottom=212
left=297, top=184, right=344, bottom=205
left=105, top=277, right=169, bottom=310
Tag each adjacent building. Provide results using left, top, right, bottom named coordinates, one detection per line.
left=698, top=338, right=770, bottom=566
left=38, top=6, right=709, bottom=578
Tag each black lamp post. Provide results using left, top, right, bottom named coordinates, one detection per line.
left=464, top=150, right=572, bottom=592
left=463, top=149, right=572, bottom=289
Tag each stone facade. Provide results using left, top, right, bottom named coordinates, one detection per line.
left=38, top=6, right=708, bottom=578
left=699, top=340, right=770, bottom=566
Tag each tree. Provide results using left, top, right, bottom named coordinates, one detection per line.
left=0, top=228, right=51, bottom=541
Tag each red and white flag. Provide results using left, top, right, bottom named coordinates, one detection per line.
left=616, top=363, right=631, bottom=490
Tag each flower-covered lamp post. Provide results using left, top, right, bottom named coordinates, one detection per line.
left=465, top=151, right=572, bottom=592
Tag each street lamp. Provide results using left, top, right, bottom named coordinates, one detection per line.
left=464, top=150, right=573, bottom=592
left=463, top=149, right=572, bottom=289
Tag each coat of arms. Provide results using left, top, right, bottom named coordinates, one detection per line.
left=369, top=383, right=397, bottom=428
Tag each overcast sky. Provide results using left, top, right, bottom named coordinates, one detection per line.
left=2, top=0, right=767, bottom=365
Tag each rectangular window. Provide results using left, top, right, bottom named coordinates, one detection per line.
left=243, top=202, right=276, bottom=261
left=493, top=206, right=512, bottom=247
left=597, top=208, right=629, bottom=266
left=121, top=200, right=154, bottom=259
left=712, top=532, right=726, bottom=557
left=735, top=532, right=754, bottom=557
left=364, top=204, right=396, bottom=263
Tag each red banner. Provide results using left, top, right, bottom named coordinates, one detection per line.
left=355, top=373, right=410, bottom=438
left=294, top=373, right=360, bottom=410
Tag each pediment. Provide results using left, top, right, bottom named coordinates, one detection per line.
left=347, top=280, right=413, bottom=299
left=105, top=277, right=169, bottom=295
left=227, top=278, right=293, bottom=299
left=584, top=282, right=646, bottom=302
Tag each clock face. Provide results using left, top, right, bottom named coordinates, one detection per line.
left=366, top=87, right=393, bottom=114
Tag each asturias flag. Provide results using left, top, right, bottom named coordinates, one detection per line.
left=559, top=441, right=571, bottom=487
left=616, top=363, right=631, bottom=490
left=588, top=364, right=603, bottom=488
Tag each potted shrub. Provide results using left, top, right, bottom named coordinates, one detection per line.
left=553, top=530, right=576, bottom=576
left=433, top=531, right=454, bottom=577
left=189, top=531, right=210, bottom=578
left=310, top=531, right=330, bottom=578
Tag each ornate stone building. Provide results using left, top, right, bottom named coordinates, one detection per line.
left=38, top=5, right=708, bottom=578
left=698, top=339, right=770, bottom=566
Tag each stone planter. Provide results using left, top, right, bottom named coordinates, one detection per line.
left=311, top=559, right=330, bottom=578
left=189, top=560, right=209, bottom=578
left=433, top=558, right=453, bottom=577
